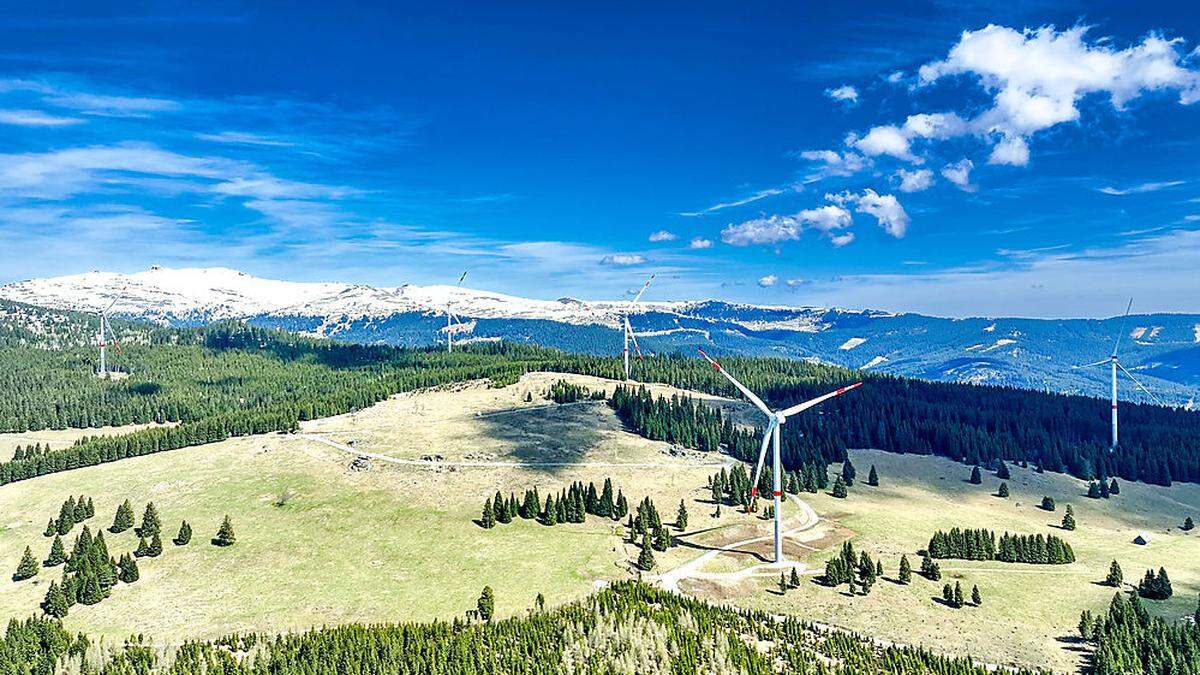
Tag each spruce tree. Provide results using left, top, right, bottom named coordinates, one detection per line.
left=789, top=567, right=801, bottom=588
left=111, top=500, right=134, bottom=534
left=637, top=532, right=655, bottom=571
left=1041, top=496, right=1056, bottom=511
left=867, top=465, right=879, bottom=487
left=477, top=586, right=494, bottom=622
left=139, top=502, right=161, bottom=537
left=41, top=581, right=69, bottom=618
left=135, top=536, right=150, bottom=558
left=480, top=499, right=495, bottom=529
left=898, top=554, right=912, bottom=584
left=174, top=521, right=192, bottom=545
left=44, top=536, right=66, bottom=567
left=1062, top=505, right=1077, bottom=531
left=969, top=465, right=982, bottom=485
left=971, top=584, right=982, bottom=606
left=779, top=571, right=789, bottom=594
left=953, top=581, right=964, bottom=608
left=997, top=482, right=1010, bottom=498
left=13, top=547, right=38, bottom=581
left=542, top=495, right=557, bottom=526
left=43, top=519, right=55, bottom=538
left=212, top=515, right=236, bottom=546
left=147, top=532, right=163, bottom=557
left=841, top=459, right=856, bottom=486
left=118, top=553, right=139, bottom=583
left=675, top=500, right=688, bottom=531
left=1106, top=560, right=1123, bottom=587
left=831, top=476, right=848, bottom=499
left=1108, top=479, right=1120, bottom=495
left=996, top=461, right=1011, bottom=479
left=943, top=583, right=953, bottom=604
left=1183, top=516, right=1195, bottom=531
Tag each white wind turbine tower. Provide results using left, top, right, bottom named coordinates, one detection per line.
left=443, top=270, right=471, bottom=352
left=95, top=292, right=124, bottom=379
left=1075, top=298, right=1161, bottom=448
left=698, top=348, right=862, bottom=564
left=621, top=274, right=655, bottom=381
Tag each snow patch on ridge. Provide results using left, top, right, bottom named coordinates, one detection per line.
left=839, top=337, right=867, bottom=350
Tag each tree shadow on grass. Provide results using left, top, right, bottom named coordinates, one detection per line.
left=474, top=403, right=609, bottom=475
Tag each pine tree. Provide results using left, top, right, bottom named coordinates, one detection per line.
left=118, top=553, right=139, bottom=583
left=135, top=536, right=150, bottom=558
left=1087, top=482, right=1102, bottom=499
left=85, top=497, right=95, bottom=519
left=1108, top=478, right=1120, bottom=495
left=898, top=554, right=912, bottom=584
left=44, top=535, right=66, bottom=567
left=867, top=465, right=879, bottom=487
left=841, top=459, right=856, bottom=486
left=55, top=500, right=73, bottom=535
left=1078, top=610, right=1095, bottom=641
left=147, top=532, right=163, bottom=557
left=997, top=482, right=1010, bottom=498
left=111, top=500, right=134, bottom=534
left=790, top=567, right=801, bottom=589
left=929, top=561, right=942, bottom=581
left=139, top=502, right=161, bottom=537
left=542, top=495, right=557, bottom=526
left=831, top=476, right=848, bottom=498
left=480, top=499, right=495, bottom=529
left=676, top=500, right=688, bottom=531
left=953, top=581, right=964, bottom=608
left=969, top=465, right=982, bottom=484
left=41, top=581, right=69, bottom=618
left=72, top=495, right=88, bottom=523
left=652, top=525, right=671, bottom=552
left=476, top=586, right=494, bottom=622
left=1062, top=505, right=1077, bottom=531
left=13, top=547, right=38, bottom=581
left=1105, top=560, right=1123, bottom=587
left=779, top=571, right=788, bottom=594
left=996, top=461, right=1011, bottom=479
left=213, top=515, right=236, bottom=546
left=1041, top=496, right=1056, bottom=511
left=43, top=518, right=55, bottom=538
left=1183, top=516, right=1195, bottom=531
left=637, top=532, right=656, bottom=571
left=971, top=584, right=982, bottom=606
left=174, top=521, right=192, bottom=545
left=942, top=583, right=953, bottom=605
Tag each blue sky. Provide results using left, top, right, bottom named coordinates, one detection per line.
left=0, top=1, right=1198, bottom=317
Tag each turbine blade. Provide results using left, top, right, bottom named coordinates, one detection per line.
left=777, top=381, right=864, bottom=418
left=748, top=418, right=777, bottom=505
left=1117, top=363, right=1163, bottom=406
left=629, top=327, right=644, bottom=359
left=457, top=270, right=468, bottom=286
left=629, top=274, right=655, bottom=306
left=1073, top=359, right=1111, bottom=369
left=696, top=348, right=772, bottom=415
left=1111, top=297, right=1133, bottom=357
left=102, top=284, right=127, bottom=314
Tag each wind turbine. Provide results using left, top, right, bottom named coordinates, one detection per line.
left=444, top=270, right=470, bottom=353
left=1075, top=298, right=1161, bottom=448
left=698, top=348, right=862, bottom=564
left=95, top=292, right=124, bottom=379
left=622, top=274, right=655, bottom=381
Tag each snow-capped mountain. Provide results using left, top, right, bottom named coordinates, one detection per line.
left=4, top=266, right=1199, bottom=404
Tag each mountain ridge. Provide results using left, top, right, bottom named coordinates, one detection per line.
left=3, top=266, right=1198, bottom=406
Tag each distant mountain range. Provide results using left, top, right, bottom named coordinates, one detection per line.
left=3, top=266, right=1198, bottom=406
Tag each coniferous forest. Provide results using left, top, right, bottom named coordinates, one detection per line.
left=2, top=301, right=1199, bottom=490
left=0, top=580, right=1055, bottom=675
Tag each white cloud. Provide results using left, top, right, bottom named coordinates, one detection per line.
left=918, top=25, right=1200, bottom=160
left=988, top=134, right=1030, bottom=166
left=901, top=112, right=969, bottom=139
left=785, top=278, right=811, bottom=288
left=847, top=125, right=917, bottom=162
left=680, top=186, right=793, bottom=217
left=599, top=253, right=647, bottom=266
left=797, top=204, right=853, bottom=234
left=648, top=230, right=677, bottom=242
left=886, top=71, right=906, bottom=84
left=895, top=168, right=934, bottom=192
left=196, top=131, right=297, bottom=147
left=1097, top=180, right=1186, bottom=195
left=825, top=85, right=859, bottom=104
left=798, top=149, right=871, bottom=179
left=828, top=189, right=909, bottom=238
left=45, top=91, right=181, bottom=117
left=0, top=109, right=83, bottom=126
left=940, top=159, right=976, bottom=191
left=688, top=237, right=713, bottom=249
left=721, top=215, right=802, bottom=246
left=758, top=275, right=779, bottom=287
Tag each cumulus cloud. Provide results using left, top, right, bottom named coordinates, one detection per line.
left=918, top=25, right=1200, bottom=159
left=797, top=149, right=871, bottom=179
left=827, top=189, right=909, bottom=238
left=648, top=229, right=677, bottom=242
left=846, top=125, right=917, bottom=162
left=758, top=275, right=779, bottom=287
left=895, top=168, right=934, bottom=192
left=599, top=253, right=647, bottom=266
left=688, top=237, right=713, bottom=249
left=721, top=204, right=854, bottom=247
left=825, top=85, right=859, bottom=104
left=901, top=112, right=969, bottom=140
left=940, top=159, right=976, bottom=191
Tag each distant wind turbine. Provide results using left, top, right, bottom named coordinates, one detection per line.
left=622, top=274, right=655, bottom=381
left=1074, top=298, right=1162, bottom=448
left=444, top=270, right=472, bottom=352
left=95, top=290, right=124, bottom=379
left=698, top=348, right=862, bottom=564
